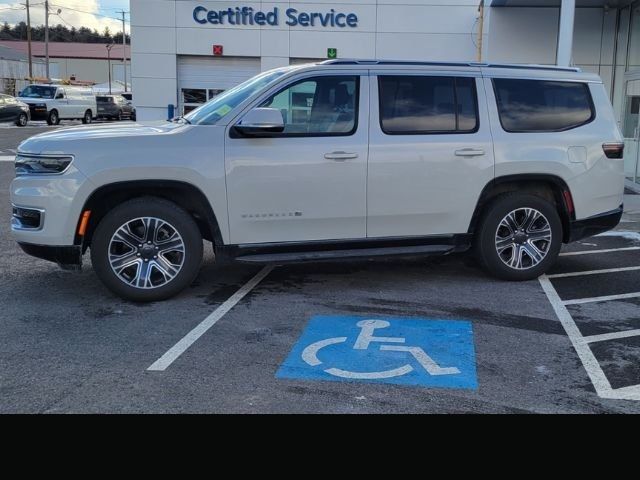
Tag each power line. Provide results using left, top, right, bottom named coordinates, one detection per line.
left=49, top=2, right=129, bottom=23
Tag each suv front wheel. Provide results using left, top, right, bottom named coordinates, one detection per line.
left=91, top=197, right=203, bottom=302
left=475, top=193, right=562, bottom=281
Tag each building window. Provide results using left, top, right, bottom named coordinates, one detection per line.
left=378, top=76, right=479, bottom=135
left=493, top=79, right=595, bottom=133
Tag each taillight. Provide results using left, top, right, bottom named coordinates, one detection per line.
left=602, top=143, right=624, bottom=159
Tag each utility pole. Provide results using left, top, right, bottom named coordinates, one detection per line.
left=44, top=0, right=49, bottom=80
left=25, top=0, right=33, bottom=79
left=117, top=11, right=129, bottom=92
left=106, top=44, right=114, bottom=94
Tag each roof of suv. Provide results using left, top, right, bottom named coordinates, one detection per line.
left=303, top=59, right=602, bottom=83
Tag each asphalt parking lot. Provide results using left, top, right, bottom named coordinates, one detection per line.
left=2, top=124, right=640, bottom=413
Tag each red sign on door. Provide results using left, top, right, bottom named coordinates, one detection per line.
left=213, top=45, right=224, bottom=56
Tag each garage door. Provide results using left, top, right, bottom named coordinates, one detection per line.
left=177, top=56, right=260, bottom=114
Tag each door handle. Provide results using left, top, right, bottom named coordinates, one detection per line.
left=455, top=148, right=485, bottom=157
left=324, top=151, right=359, bottom=161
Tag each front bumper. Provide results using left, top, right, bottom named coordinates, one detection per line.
left=27, top=105, right=48, bottom=121
left=10, top=165, right=93, bottom=246
left=569, top=206, right=623, bottom=243
left=18, top=243, right=83, bottom=271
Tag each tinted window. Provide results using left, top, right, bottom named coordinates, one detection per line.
left=378, top=76, right=478, bottom=134
left=97, top=96, right=113, bottom=103
left=493, top=79, right=594, bottom=132
left=259, top=75, right=359, bottom=136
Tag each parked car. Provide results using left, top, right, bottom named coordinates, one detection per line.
left=96, top=95, right=136, bottom=121
left=17, top=84, right=96, bottom=125
left=11, top=60, right=625, bottom=302
left=120, top=92, right=133, bottom=103
left=0, top=94, right=30, bottom=127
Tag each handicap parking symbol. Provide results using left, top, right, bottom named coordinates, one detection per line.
left=277, top=316, right=478, bottom=389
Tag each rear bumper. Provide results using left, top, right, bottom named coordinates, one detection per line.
left=18, top=243, right=82, bottom=271
left=568, top=206, right=623, bottom=243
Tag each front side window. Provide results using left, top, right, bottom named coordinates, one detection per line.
left=378, top=75, right=479, bottom=135
left=259, top=75, right=359, bottom=136
left=492, top=78, right=595, bottom=132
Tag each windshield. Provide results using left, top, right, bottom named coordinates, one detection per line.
left=20, top=85, right=57, bottom=99
left=184, top=69, right=288, bottom=125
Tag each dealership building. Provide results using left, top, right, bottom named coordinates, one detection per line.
left=130, top=0, right=640, bottom=179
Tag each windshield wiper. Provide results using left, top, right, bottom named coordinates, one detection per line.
left=171, top=116, right=192, bottom=125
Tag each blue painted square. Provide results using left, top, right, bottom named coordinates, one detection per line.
left=277, top=315, right=477, bottom=389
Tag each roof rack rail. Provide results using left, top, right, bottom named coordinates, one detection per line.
left=319, top=59, right=581, bottom=73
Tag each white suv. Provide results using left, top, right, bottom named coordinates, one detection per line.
left=11, top=60, right=625, bottom=301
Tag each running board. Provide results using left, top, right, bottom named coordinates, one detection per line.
left=235, top=245, right=455, bottom=264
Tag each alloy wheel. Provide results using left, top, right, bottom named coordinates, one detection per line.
left=108, top=217, right=186, bottom=289
left=495, top=208, right=552, bottom=270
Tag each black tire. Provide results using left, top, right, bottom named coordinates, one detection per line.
left=474, top=193, right=562, bottom=281
left=82, top=110, right=93, bottom=124
left=91, top=197, right=203, bottom=302
left=16, top=112, right=28, bottom=127
left=116, top=110, right=123, bottom=121
left=47, top=110, right=59, bottom=126
left=131, top=110, right=137, bottom=122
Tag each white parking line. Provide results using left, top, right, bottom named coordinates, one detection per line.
left=538, top=275, right=614, bottom=397
left=583, top=329, right=640, bottom=344
left=0, top=156, right=15, bottom=162
left=563, top=291, right=640, bottom=306
left=547, top=265, right=640, bottom=279
left=560, top=247, right=640, bottom=257
left=147, top=266, right=275, bottom=372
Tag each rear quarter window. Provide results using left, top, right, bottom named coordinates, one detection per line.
left=492, top=78, right=595, bottom=133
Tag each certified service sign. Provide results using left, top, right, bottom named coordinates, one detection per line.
left=193, top=5, right=359, bottom=28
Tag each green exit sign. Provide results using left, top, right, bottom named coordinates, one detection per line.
left=327, top=48, right=338, bottom=59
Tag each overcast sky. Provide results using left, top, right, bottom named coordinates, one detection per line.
left=0, top=0, right=131, bottom=33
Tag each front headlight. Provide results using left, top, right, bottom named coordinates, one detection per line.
left=15, top=154, right=73, bottom=176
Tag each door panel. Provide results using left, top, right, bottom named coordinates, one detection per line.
left=225, top=73, right=369, bottom=245
left=367, top=73, right=494, bottom=237
left=55, top=88, right=70, bottom=118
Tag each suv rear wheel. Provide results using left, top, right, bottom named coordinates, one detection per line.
left=475, top=193, right=562, bottom=281
left=91, top=197, right=203, bottom=302
left=82, top=110, right=93, bottom=124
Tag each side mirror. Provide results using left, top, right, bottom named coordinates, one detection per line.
left=56, top=93, right=64, bottom=99
left=234, top=108, right=284, bottom=136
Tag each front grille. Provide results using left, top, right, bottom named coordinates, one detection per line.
left=12, top=206, right=43, bottom=230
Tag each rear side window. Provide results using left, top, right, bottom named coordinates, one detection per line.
left=378, top=76, right=479, bottom=135
left=492, top=79, right=595, bottom=132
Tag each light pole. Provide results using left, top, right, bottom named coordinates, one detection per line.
left=26, top=0, right=33, bottom=79
left=106, top=43, right=114, bottom=95
left=117, top=10, right=129, bottom=93
left=44, top=1, right=62, bottom=80
left=44, top=0, right=49, bottom=79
